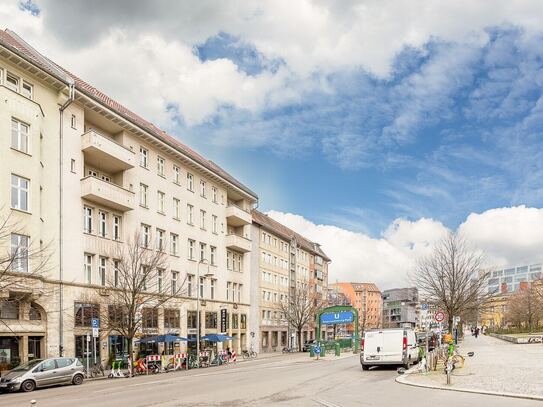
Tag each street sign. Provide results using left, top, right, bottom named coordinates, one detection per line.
left=421, top=303, right=429, bottom=311
left=92, top=318, right=99, bottom=328
left=92, top=327, right=99, bottom=338
left=220, top=309, right=227, bottom=333
left=86, top=334, right=91, bottom=342
left=434, top=311, right=445, bottom=323
left=321, top=311, right=354, bottom=325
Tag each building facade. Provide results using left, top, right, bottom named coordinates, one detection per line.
left=382, top=287, right=419, bottom=328
left=250, top=210, right=330, bottom=352
left=329, top=283, right=382, bottom=332
left=484, top=263, right=542, bottom=294
left=0, top=30, right=258, bottom=370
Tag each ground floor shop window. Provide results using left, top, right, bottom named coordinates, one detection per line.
left=0, top=336, right=20, bottom=370
left=75, top=335, right=100, bottom=367
left=109, top=335, right=128, bottom=363
left=205, top=312, right=217, bottom=329
left=28, top=336, right=42, bottom=360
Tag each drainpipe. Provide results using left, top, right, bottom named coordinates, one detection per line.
left=58, top=83, right=75, bottom=356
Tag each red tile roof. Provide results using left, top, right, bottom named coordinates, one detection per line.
left=0, top=29, right=257, bottom=199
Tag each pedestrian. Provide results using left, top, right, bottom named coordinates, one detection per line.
left=474, top=327, right=479, bottom=338
left=226, top=347, right=232, bottom=361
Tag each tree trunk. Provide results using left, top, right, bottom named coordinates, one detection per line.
left=127, top=336, right=134, bottom=377
left=448, top=316, right=454, bottom=334
left=297, top=329, right=302, bottom=352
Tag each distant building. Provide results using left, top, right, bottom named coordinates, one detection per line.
left=484, top=263, right=542, bottom=294
left=327, top=287, right=351, bottom=307
left=329, top=282, right=382, bottom=331
left=382, top=287, right=419, bottom=328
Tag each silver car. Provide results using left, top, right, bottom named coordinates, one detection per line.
left=0, top=357, right=85, bottom=392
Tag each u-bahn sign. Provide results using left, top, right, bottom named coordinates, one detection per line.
left=321, top=311, right=354, bottom=325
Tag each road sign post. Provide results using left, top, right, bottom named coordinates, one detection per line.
left=91, top=318, right=99, bottom=364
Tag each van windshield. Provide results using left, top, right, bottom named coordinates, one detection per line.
left=11, top=359, right=43, bottom=372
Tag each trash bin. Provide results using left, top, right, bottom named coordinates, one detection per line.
left=320, top=345, right=325, bottom=357
left=309, top=346, right=315, bottom=358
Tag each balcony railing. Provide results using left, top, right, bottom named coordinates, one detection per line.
left=81, top=130, right=135, bottom=172
left=225, top=233, right=251, bottom=253
left=226, top=202, right=252, bottom=226
left=81, top=176, right=135, bottom=212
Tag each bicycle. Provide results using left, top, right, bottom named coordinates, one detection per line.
left=241, top=348, right=257, bottom=359
left=84, top=362, right=105, bottom=378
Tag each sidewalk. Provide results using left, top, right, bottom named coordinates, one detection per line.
left=397, top=333, right=543, bottom=400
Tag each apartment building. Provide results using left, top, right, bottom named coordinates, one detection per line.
left=382, top=287, right=419, bottom=328
left=0, top=30, right=257, bottom=369
left=329, top=282, right=382, bottom=332
left=250, top=210, right=330, bottom=352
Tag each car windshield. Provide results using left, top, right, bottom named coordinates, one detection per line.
left=11, top=359, right=43, bottom=372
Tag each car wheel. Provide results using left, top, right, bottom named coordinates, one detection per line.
left=72, top=374, right=84, bottom=385
left=362, top=364, right=369, bottom=371
left=20, top=380, right=36, bottom=392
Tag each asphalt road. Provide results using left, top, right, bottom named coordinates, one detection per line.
left=1, top=353, right=539, bottom=407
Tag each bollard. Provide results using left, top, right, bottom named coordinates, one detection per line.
left=335, top=343, right=340, bottom=357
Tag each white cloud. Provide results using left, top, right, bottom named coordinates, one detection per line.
left=267, top=205, right=543, bottom=291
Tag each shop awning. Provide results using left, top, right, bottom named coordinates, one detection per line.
left=139, top=334, right=189, bottom=344
left=200, top=334, right=233, bottom=342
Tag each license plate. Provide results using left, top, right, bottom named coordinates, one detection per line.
left=367, top=355, right=380, bottom=360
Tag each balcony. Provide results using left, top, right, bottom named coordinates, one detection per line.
left=225, top=203, right=252, bottom=226
left=225, top=233, right=251, bottom=253
left=81, top=130, right=135, bottom=173
left=81, top=176, right=135, bottom=212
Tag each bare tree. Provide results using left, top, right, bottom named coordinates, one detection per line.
left=505, top=286, right=543, bottom=331
left=412, top=233, right=490, bottom=333
left=95, top=232, right=186, bottom=376
left=277, top=282, right=326, bottom=351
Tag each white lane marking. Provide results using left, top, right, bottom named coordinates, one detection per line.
left=313, top=399, right=342, bottom=407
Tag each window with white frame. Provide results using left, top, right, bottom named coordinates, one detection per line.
left=83, top=206, right=93, bottom=233
left=210, top=279, right=216, bottom=300
left=99, top=257, right=107, bottom=286
left=98, top=211, right=107, bottom=237
left=141, top=224, right=150, bottom=247
left=11, top=174, right=29, bottom=211
left=227, top=282, right=231, bottom=301
left=84, top=254, right=92, bottom=284
left=170, top=233, right=179, bottom=255
left=199, top=277, right=205, bottom=298
left=113, top=260, right=120, bottom=287
left=156, top=229, right=165, bottom=251
left=6, top=72, right=19, bottom=92
left=200, top=242, right=206, bottom=261
left=210, top=246, right=216, bottom=266
left=157, top=269, right=163, bottom=293
left=227, top=251, right=232, bottom=270
left=173, top=198, right=180, bottom=220
left=22, top=81, right=33, bottom=99
left=212, top=186, right=218, bottom=203
left=71, top=114, right=77, bottom=129
left=139, top=183, right=148, bottom=207
left=171, top=271, right=179, bottom=295
left=157, top=191, right=165, bottom=214
left=238, top=284, right=242, bottom=303
left=231, top=283, right=236, bottom=302
left=139, top=147, right=148, bottom=168
left=200, top=180, right=206, bottom=197
left=11, top=233, right=29, bottom=272
left=157, top=156, right=165, bottom=177
left=187, top=172, right=194, bottom=191
left=200, top=209, right=206, bottom=229
left=187, top=274, right=194, bottom=296
left=188, top=239, right=195, bottom=260
left=187, top=204, right=193, bottom=225
left=11, top=118, right=29, bottom=154
left=212, top=215, right=218, bottom=234
left=113, top=215, right=121, bottom=241
left=173, top=165, right=180, bottom=184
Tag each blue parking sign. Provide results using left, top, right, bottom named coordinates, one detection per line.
left=314, top=345, right=321, bottom=354
left=92, top=318, right=99, bottom=328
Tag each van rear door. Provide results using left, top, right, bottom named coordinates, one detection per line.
left=363, top=331, right=382, bottom=363
left=379, top=330, right=404, bottom=363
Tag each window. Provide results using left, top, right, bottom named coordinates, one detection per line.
left=210, top=279, right=216, bottom=299
left=98, top=211, right=107, bottom=237
left=157, top=269, right=163, bottom=293
left=200, top=210, right=206, bottom=229
left=205, top=312, right=217, bottom=329
left=142, top=308, right=158, bottom=329
left=157, top=191, right=165, bottom=214
left=170, top=233, right=179, bottom=255
left=6, top=72, right=19, bottom=92
left=232, top=313, right=239, bottom=329
left=212, top=187, right=218, bottom=203
left=164, top=309, right=180, bottom=329
left=210, top=246, right=216, bottom=266
left=227, top=251, right=232, bottom=270
left=112, top=215, right=121, bottom=241
left=212, top=215, right=218, bottom=234
left=84, top=254, right=92, bottom=284
left=173, top=198, right=181, bottom=220
left=113, top=260, right=120, bottom=287
left=139, top=147, right=148, bottom=168
left=21, top=81, right=33, bottom=99
left=187, top=274, right=194, bottom=297
left=173, top=165, right=180, bottom=184
left=200, top=243, right=206, bottom=261
left=156, top=229, right=165, bottom=251
left=74, top=303, right=99, bottom=327
left=187, top=172, right=194, bottom=191
left=141, top=224, right=150, bottom=248
left=157, top=156, right=165, bottom=176
left=227, top=282, right=231, bottom=301
left=187, top=310, right=197, bottom=329
left=71, top=114, right=77, bottom=129
left=11, top=233, right=29, bottom=272
left=200, top=180, right=206, bottom=197
left=139, top=184, right=148, bottom=207
left=188, top=239, right=195, bottom=260
left=11, top=174, right=29, bottom=211
left=29, top=303, right=41, bottom=320
left=99, top=257, right=107, bottom=286
left=71, top=159, right=76, bottom=172
left=11, top=118, right=29, bottom=154
left=199, top=277, right=205, bottom=298
left=0, top=301, right=19, bottom=319
left=83, top=207, right=92, bottom=233
left=187, top=204, right=194, bottom=225
left=241, top=314, right=247, bottom=329
left=171, top=271, right=179, bottom=295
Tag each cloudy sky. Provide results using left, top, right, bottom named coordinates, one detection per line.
left=5, top=0, right=543, bottom=289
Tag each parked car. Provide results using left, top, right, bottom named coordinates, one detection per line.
left=302, top=340, right=316, bottom=352
left=0, top=357, right=85, bottom=392
left=360, top=328, right=419, bottom=370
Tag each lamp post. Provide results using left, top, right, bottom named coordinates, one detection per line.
left=196, top=258, right=213, bottom=367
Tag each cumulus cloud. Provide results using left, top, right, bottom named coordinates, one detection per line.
left=267, top=206, right=543, bottom=291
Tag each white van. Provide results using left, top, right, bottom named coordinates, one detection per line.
left=360, top=328, right=419, bottom=370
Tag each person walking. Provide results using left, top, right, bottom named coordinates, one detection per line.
left=474, top=327, right=479, bottom=338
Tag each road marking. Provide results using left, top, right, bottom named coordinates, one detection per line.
left=313, top=398, right=342, bottom=407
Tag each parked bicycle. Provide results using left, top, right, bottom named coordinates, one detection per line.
left=241, top=347, right=257, bottom=359
left=84, top=362, right=105, bottom=378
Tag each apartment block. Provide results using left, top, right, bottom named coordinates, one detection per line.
left=382, top=287, right=419, bottom=328
left=329, top=282, right=382, bottom=332
left=0, top=30, right=257, bottom=370
left=250, top=210, right=330, bottom=352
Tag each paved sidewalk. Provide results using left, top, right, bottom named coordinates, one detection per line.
left=398, top=333, right=543, bottom=400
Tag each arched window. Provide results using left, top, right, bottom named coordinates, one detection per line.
left=29, top=303, right=41, bottom=321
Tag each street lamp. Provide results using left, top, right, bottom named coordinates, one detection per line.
left=196, top=258, right=214, bottom=367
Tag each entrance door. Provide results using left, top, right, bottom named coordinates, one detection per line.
left=28, top=336, right=42, bottom=360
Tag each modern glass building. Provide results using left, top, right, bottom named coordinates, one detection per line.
left=486, top=263, right=542, bottom=294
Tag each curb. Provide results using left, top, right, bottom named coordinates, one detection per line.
left=396, top=370, right=543, bottom=402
